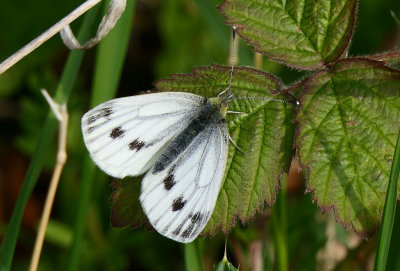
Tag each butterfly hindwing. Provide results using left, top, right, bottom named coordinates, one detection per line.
left=140, top=120, right=229, bottom=243
left=82, top=92, right=206, bottom=178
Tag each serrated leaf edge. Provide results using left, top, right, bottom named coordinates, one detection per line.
left=293, top=57, right=400, bottom=239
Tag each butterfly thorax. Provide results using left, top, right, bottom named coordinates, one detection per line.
left=152, top=97, right=227, bottom=174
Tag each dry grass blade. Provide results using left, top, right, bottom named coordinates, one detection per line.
left=0, top=0, right=102, bottom=75
left=29, top=90, right=69, bottom=271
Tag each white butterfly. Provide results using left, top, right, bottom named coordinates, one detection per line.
left=81, top=91, right=232, bottom=243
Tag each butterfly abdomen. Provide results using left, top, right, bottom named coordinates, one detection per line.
left=152, top=99, right=224, bottom=174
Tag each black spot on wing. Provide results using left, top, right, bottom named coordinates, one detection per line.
left=172, top=222, right=184, bottom=236
left=163, top=174, right=176, bottom=190
left=102, top=107, right=113, bottom=117
left=110, top=126, right=125, bottom=139
left=172, top=196, right=186, bottom=211
left=87, top=126, right=95, bottom=134
left=129, top=139, right=145, bottom=151
left=161, top=227, right=168, bottom=234
left=172, top=212, right=205, bottom=240
left=181, top=224, right=195, bottom=239
left=87, top=115, right=98, bottom=125
left=191, top=212, right=203, bottom=224
left=86, top=107, right=113, bottom=125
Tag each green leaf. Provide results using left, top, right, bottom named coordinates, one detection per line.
left=369, top=51, right=400, bottom=70
left=390, top=10, right=400, bottom=27
left=219, top=0, right=358, bottom=70
left=156, top=65, right=296, bottom=235
left=296, top=58, right=400, bottom=238
left=110, top=177, right=147, bottom=228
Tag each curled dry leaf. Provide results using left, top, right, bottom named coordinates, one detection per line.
left=60, top=0, right=126, bottom=49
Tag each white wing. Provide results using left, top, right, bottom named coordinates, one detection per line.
left=140, top=121, right=229, bottom=243
left=82, top=92, right=205, bottom=178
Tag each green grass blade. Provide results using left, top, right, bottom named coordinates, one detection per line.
left=390, top=10, right=400, bottom=27
left=0, top=8, right=99, bottom=271
left=271, top=180, right=288, bottom=271
left=90, top=0, right=136, bottom=107
left=66, top=157, right=96, bottom=271
left=374, top=127, right=400, bottom=270
left=66, top=1, right=136, bottom=270
left=386, top=207, right=400, bottom=269
left=192, top=0, right=228, bottom=49
left=0, top=117, right=57, bottom=271
left=184, top=240, right=204, bottom=271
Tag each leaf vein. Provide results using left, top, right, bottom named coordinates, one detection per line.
left=331, top=78, right=364, bottom=204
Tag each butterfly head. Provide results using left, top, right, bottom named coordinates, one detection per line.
left=210, top=88, right=233, bottom=119
left=217, top=87, right=234, bottom=103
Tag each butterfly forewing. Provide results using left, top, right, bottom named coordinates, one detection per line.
left=140, top=121, right=229, bottom=243
left=82, top=92, right=205, bottom=178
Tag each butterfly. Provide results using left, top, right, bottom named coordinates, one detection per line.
left=81, top=90, right=234, bottom=243
left=81, top=26, right=296, bottom=243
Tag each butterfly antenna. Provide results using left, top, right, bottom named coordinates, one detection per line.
left=219, top=26, right=236, bottom=99
left=219, top=27, right=299, bottom=107
left=233, top=96, right=299, bottom=106
left=227, top=26, right=236, bottom=91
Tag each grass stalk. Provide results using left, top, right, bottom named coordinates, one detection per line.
left=0, top=9, right=99, bottom=271
left=184, top=240, right=204, bottom=271
left=374, top=127, right=400, bottom=271
left=271, top=180, right=288, bottom=271
left=66, top=1, right=135, bottom=270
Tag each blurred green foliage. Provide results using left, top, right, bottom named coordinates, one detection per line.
left=0, top=0, right=400, bottom=270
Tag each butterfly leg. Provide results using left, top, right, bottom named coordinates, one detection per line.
left=228, top=134, right=244, bottom=153
left=227, top=110, right=246, bottom=114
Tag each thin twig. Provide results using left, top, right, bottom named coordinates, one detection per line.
left=0, top=0, right=102, bottom=75
left=29, top=90, right=69, bottom=271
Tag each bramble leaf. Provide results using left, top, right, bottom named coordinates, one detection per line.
left=110, top=177, right=147, bottom=228
left=219, top=0, right=357, bottom=70
left=296, top=58, right=400, bottom=237
left=369, top=51, right=400, bottom=70
left=156, top=65, right=296, bottom=235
